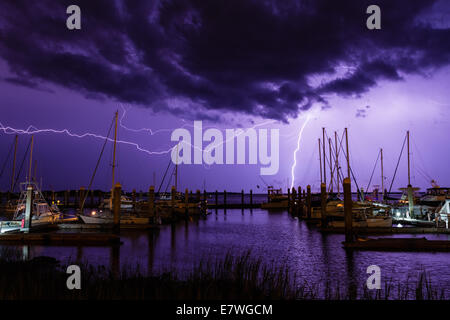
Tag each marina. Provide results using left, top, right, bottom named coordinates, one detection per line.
left=0, top=0, right=449, bottom=305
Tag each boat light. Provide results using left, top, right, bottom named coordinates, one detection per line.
left=91, top=210, right=97, bottom=216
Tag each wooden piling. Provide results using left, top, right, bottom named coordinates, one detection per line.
left=297, top=187, right=302, bottom=216
left=132, top=189, right=136, bottom=212
left=343, top=178, right=353, bottom=243
left=23, top=185, right=33, bottom=233
left=79, top=187, right=85, bottom=209
left=291, top=187, right=296, bottom=213
left=64, top=190, right=69, bottom=207
left=215, top=190, right=218, bottom=213
left=90, top=190, right=94, bottom=207
left=321, top=183, right=327, bottom=227
left=171, top=186, right=176, bottom=218
left=306, top=185, right=311, bottom=219
left=287, top=188, right=291, bottom=209
left=196, top=189, right=201, bottom=203
left=250, top=189, right=253, bottom=207
left=185, top=188, right=189, bottom=215
left=224, top=190, right=227, bottom=212
left=148, top=186, right=155, bottom=221
left=113, top=183, right=121, bottom=232
left=241, top=189, right=244, bottom=209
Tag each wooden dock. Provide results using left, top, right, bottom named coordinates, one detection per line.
left=58, top=223, right=158, bottom=230
left=0, top=232, right=121, bottom=245
left=321, top=227, right=450, bottom=234
left=343, top=238, right=450, bottom=251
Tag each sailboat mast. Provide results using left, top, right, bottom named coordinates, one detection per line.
left=407, top=130, right=411, bottom=186
left=318, top=139, right=323, bottom=184
left=345, top=128, right=350, bottom=179
left=112, top=111, right=118, bottom=192
left=380, top=148, right=384, bottom=199
left=328, top=137, right=333, bottom=193
left=322, top=128, right=326, bottom=186
left=28, top=135, right=34, bottom=184
left=10, top=135, right=18, bottom=192
left=335, top=131, right=340, bottom=194
left=175, top=143, right=179, bottom=191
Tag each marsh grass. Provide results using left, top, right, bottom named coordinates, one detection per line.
left=0, top=248, right=446, bottom=300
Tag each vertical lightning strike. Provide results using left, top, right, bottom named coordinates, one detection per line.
left=290, top=113, right=312, bottom=190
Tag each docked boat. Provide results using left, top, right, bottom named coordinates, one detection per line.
left=78, top=111, right=149, bottom=224
left=79, top=209, right=148, bottom=224
left=99, top=195, right=134, bottom=211
left=261, top=186, right=289, bottom=209
left=1, top=182, right=61, bottom=233
left=419, top=186, right=450, bottom=207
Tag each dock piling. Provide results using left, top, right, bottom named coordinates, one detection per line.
left=306, top=185, right=311, bottom=219
left=171, top=186, right=176, bottom=218
left=321, top=183, right=327, bottom=227
left=23, top=185, right=33, bottom=233
left=185, top=188, right=189, bottom=216
left=113, top=183, right=121, bottom=232
left=343, top=178, right=353, bottom=242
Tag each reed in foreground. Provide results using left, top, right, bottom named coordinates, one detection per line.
left=0, top=249, right=446, bottom=300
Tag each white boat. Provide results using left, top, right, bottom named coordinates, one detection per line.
left=419, top=186, right=450, bottom=206
left=328, top=217, right=392, bottom=228
left=0, top=182, right=61, bottom=233
left=99, top=196, right=134, bottom=210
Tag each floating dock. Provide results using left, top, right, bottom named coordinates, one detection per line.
left=0, top=232, right=121, bottom=245
left=321, top=227, right=450, bottom=234
left=58, top=223, right=158, bottom=230
left=343, top=237, right=450, bottom=251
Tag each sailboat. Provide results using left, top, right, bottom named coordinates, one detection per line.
left=79, top=111, right=147, bottom=224
left=0, top=136, right=61, bottom=233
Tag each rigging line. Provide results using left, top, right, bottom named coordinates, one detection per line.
left=387, top=133, right=407, bottom=196
left=336, top=132, right=361, bottom=193
left=325, top=131, right=346, bottom=191
left=412, top=138, right=433, bottom=181
left=258, top=175, right=269, bottom=187
left=164, top=165, right=177, bottom=193
left=157, top=160, right=172, bottom=194
left=12, top=137, right=32, bottom=192
left=79, top=116, right=115, bottom=213
left=366, top=149, right=381, bottom=192
left=0, top=138, right=15, bottom=180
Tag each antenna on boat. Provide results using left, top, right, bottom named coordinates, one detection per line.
left=111, top=111, right=119, bottom=199
left=322, top=128, right=326, bottom=187
left=174, top=142, right=179, bottom=191
left=328, top=137, right=333, bottom=193
left=318, top=138, right=322, bottom=184
left=335, top=131, right=340, bottom=195
left=345, top=128, right=350, bottom=179
left=406, top=130, right=415, bottom=218
left=10, top=135, right=18, bottom=193
left=380, top=148, right=384, bottom=202
left=407, top=130, right=411, bottom=186
left=28, top=135, right=34, bottom=185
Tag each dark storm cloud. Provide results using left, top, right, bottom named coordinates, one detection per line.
left=0, top=0, right=449, bottom=121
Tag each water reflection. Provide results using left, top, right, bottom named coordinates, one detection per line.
left=1, top=208, right=449, bottom=297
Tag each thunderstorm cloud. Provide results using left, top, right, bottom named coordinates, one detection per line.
left=0, top=0, right=449, bottom=121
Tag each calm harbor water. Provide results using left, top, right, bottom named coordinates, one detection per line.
left=2, top=206, right=449, bottom=299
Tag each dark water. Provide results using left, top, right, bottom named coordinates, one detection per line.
left=1, top=206, right=449, bottom=299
